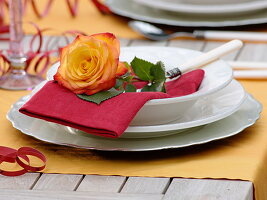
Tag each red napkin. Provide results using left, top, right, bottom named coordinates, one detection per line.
left=19, top=69, right=204, bottom=138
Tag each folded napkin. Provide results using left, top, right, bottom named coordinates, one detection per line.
left=19, top=69, right=204, bottom=138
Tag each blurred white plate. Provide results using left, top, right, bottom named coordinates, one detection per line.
left=107, top=0, right=267, bottom=27
left=47, top=46, right=233, bottom=126
left=172, top=0, right=256, bottom=5
left=7, top=94, right=262, bottom=151
left=134, top=0, right=267, bottom=15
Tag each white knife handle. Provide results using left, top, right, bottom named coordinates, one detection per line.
left=196, top=30, right=267, bottom=42
left=234, top=70, right=267, bottom=79
left=228, top=61, right=267, bottom=70
left=179, top=39, right=243, bottom=73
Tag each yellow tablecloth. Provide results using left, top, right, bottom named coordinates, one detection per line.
left=1, top=1, right=267, bottom=199
left=0, top=80, right=267, bottom=200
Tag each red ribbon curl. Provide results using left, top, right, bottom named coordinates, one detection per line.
left=0, top=146, right=46, bottom=177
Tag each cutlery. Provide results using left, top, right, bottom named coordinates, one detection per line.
left=234, top=70, right=267, bottom=79
left=129, top=20, right=267, bottom=42
left=166, top=39, right=243, bottom=78
left=229, top=61, right=267, bottom=78
left=228, top=61, right=267, bottom=70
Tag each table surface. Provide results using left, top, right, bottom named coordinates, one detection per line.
left=1, top=37, right=264, bottom=200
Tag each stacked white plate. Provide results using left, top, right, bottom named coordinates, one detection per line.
left=7, top=47, right=262, bottom=151
left=134, top=0, right=267, bottom=15
left=106, top=0, right=267, bottom=27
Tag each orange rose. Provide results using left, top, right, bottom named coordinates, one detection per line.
left=54, top=33, right=128, bottom=95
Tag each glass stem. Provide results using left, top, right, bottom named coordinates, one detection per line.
left=8, top=0, right=26, bottom=68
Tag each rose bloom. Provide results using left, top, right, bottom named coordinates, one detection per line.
left=54, top=33, right=128, bottom=95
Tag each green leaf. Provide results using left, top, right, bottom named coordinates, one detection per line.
left=141, top=84, right=154, bottom=92
left=119, top=71, right=131, bottom=79
left=141, top=81, right=165, bottom=92
left=124, top=57, right=168, bottom=93
left=77, top=88, right=123, bottom=104
left=130, top=57, right=153, bottom=81
left=125, top=84, right=136, bottom=92
left=115, top=79, right=124, bottom=89
left=123, top=61, right=131, bottom=69
left=151, top=61, right=166, bottom=82
left=141, top=61, right=166, bottom=93
left=122, top=74, right=134, bottom=82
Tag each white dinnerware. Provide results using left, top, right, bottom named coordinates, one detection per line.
left=129, top=21, right=267, bottom=42
left=134, top=0, right=267, bottom=15
left=62, top=79, right=246, bottom=138
left=47, top=46, right=233, bottom=126
left=106, top=0, right=267, bottom=27
left=7, top=94, right=262, bottom=151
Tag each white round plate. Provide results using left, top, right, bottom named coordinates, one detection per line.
left=134, top=0, right=267, bottom=15
left=7, top=95, right=262, bottom=151
left=106, top=0, right=267, bottom=27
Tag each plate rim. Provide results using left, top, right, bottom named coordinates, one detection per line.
left=106, top=0, right=267, bottom=27
left=7, top=79, right=247, bottom=139
left=134, top=0, right=267, bottom=14
left=6, top=94, right=262, bottom=151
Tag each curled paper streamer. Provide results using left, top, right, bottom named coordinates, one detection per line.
left=0, top=146, right=46, bottom=177
left=0, top=0, right=109, bottom=20
left=91, top=0, right=111, bottom=14
left=0, top=0, right=106, bottom=40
